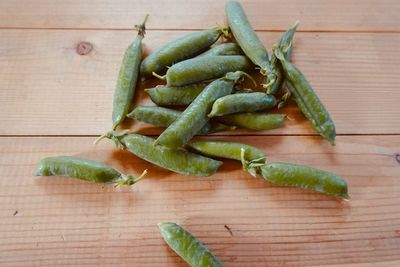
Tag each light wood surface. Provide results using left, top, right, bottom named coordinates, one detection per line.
left=0, top=0, right=399, bottom=266
left=1, top=136, right=400, bottom=266
left=1, top=30, right=399, bottom=135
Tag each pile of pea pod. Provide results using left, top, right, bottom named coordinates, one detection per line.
left=34, top=1, right=349, bottom=266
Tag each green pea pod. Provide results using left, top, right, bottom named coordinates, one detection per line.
left=187, top=140, right=265, bottom=162
left=159, top=222, right=223, bottom=267
left=225, top=0, right=276, bottom=90
left=35, top=156, right=146, bottom=186
left=217, top=113, right=285, bottom=131
left=127, top=106, right=234, bottom=134
left=140, top=27, right=227, bottom=78
left=112, top=15, right=147, bottom=130
left=245, top=160, right=349, bottom=199
left=273, top=46, right=336, bottom=145
left=155, top=71, right=250, bottom=149
left=154, top=55, right=252, bottom=87
left=96, top=132, right=222, bottom=177
left=208, top=93, right=276, bottom=117
left=266, top=20, right=299, bottom=95
left=145, top=83, right=207, bottom=106
left=198, top=42, right=243, bottom=57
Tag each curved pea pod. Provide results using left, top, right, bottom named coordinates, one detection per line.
left=145, top=83, right=207, bottom=106
left=155, top=71, right=249, bottom=149
left=187, top=140, right=265, bottom=162
left=208, top=93, right=277, bottom=117
left=159, top=222, right=223, bottom=267
left=35, top=156, right=146, bottom=186
left=273, top=46, right=336, bottom=145
left=267, top=20, right=299, bottom=95
left=217, top=113, right=285, bottom=131
left=112, top=16, right=147, bottom=130
left=140, top=27, right=227, bottom=78
left=96, top=132, right=222, bottom=177
left=127, top=106, right=234, bottom=134
left=155, top=55, right=252, bottom=87
left=199, top=42, right=243, bottom=57
left=225, top=0, right=276, bottom=90
left=247, top=161, right=349, bottom=199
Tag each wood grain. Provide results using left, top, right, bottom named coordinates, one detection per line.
left=0, top=30, right=399, bottom=136
left=0, top=0, right=399, bottom=32
left=0, top=135, right=399, bottom=266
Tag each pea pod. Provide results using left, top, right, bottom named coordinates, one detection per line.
left=96, top=132, right=222, bottom=177
left=155, top=71, right=250, bottom=149
left=273, top=46, right=336, bottom=145
left=217, top=113, right=285, bottom=131
left=244, top=158, right=349, bottom=199
left=199, top=42, right=242, bottom=57
left=225, top=0, right=276, bottom=90
left=145, top=83, right=207, bottom=106
left=208, top=93, right=276, bottom=117
left=187, top=140, right=265, bottom=162
left=159, top=222, right=223, bottom=267
left=267, top=21, right=300, bottom=95
left=35, top=156, right=146, bottom=186
left=112, top=15, right=147, bottom=130
left=140, top=27, right=227, bottom=78
left=127, top=106, right=234, bottom=134
left=154, top=55, right=252, bottom=87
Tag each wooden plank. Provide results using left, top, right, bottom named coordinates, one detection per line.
left=0, top=135, right=399, bottom=266
left=0, top=0, right=399, bottom=31
left=0, top=30, right=399, bottom=136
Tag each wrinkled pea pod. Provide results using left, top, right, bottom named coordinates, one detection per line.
left=145, top=83, right=207, bottom=106
left=127, top=106, right=234, bottom=134
left=159, top=222, right=223, bottom=267
left=273, top=46, right=336, bottom=145
left=155, top=71, right=250, bottom=149
left=35, top=156, right=146, bottom=187
left=216, top=113, right=285, bottom=131
left=154, top=55, right=252, bottom=87
left=112, top=15, right=148, bottom=130
left=267, top=20, right=300, bottom=96
left=226, top=0, right=276, bottom=90
left=96, top=132, right=222, bottom=177
left=187, top=140, right=265, bottom=162
left=244, top=157, right=349, bottom=199
left=140, top=27, right=228, bottom=78
left=198, top=42, right=243, bottom=57
left=209, top=92, right=277, bottom=117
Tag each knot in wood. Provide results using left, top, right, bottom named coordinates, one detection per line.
left=76, top=42, right=93, bottom=55
left=395, top=153, right=400, bottom=164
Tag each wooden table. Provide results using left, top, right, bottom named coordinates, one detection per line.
left=1, top=1, right=399, bottom=266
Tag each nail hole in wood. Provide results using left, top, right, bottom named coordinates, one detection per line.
left=395, top=153, right=400, bottom=164
left=76, top=42, right=93, bottom=55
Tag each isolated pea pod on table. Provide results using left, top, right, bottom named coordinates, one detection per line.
left=225, top=0, right=276, bottom=91
left=35, top=156, right=147, bottom=186
left=127, top=106, right=234, bottom=134
left=273, top=46, right=336, bottom=145
left=198, top=42, right=243, bottom=57
left=217, top=113, right=286, bottom=131
left=154, top=55, right=252, bottom=87
left=112, top=15, right=148, bottom=130
left=159, top=222, right=223, bottom=267
left=140, top=27, right=228, bottom=78
left=154, top=71, right=251, bottom=149
left=145, top=83, right=207, bottom=106
left=208, top=92, right=277, bottom=117
left=187, top=140, right=265, bottom=162
left=243, top=156, right=349, bottom=199
left=267, top=20, right=300, bottom=95
left=96, top=131, right=222, bottom=177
